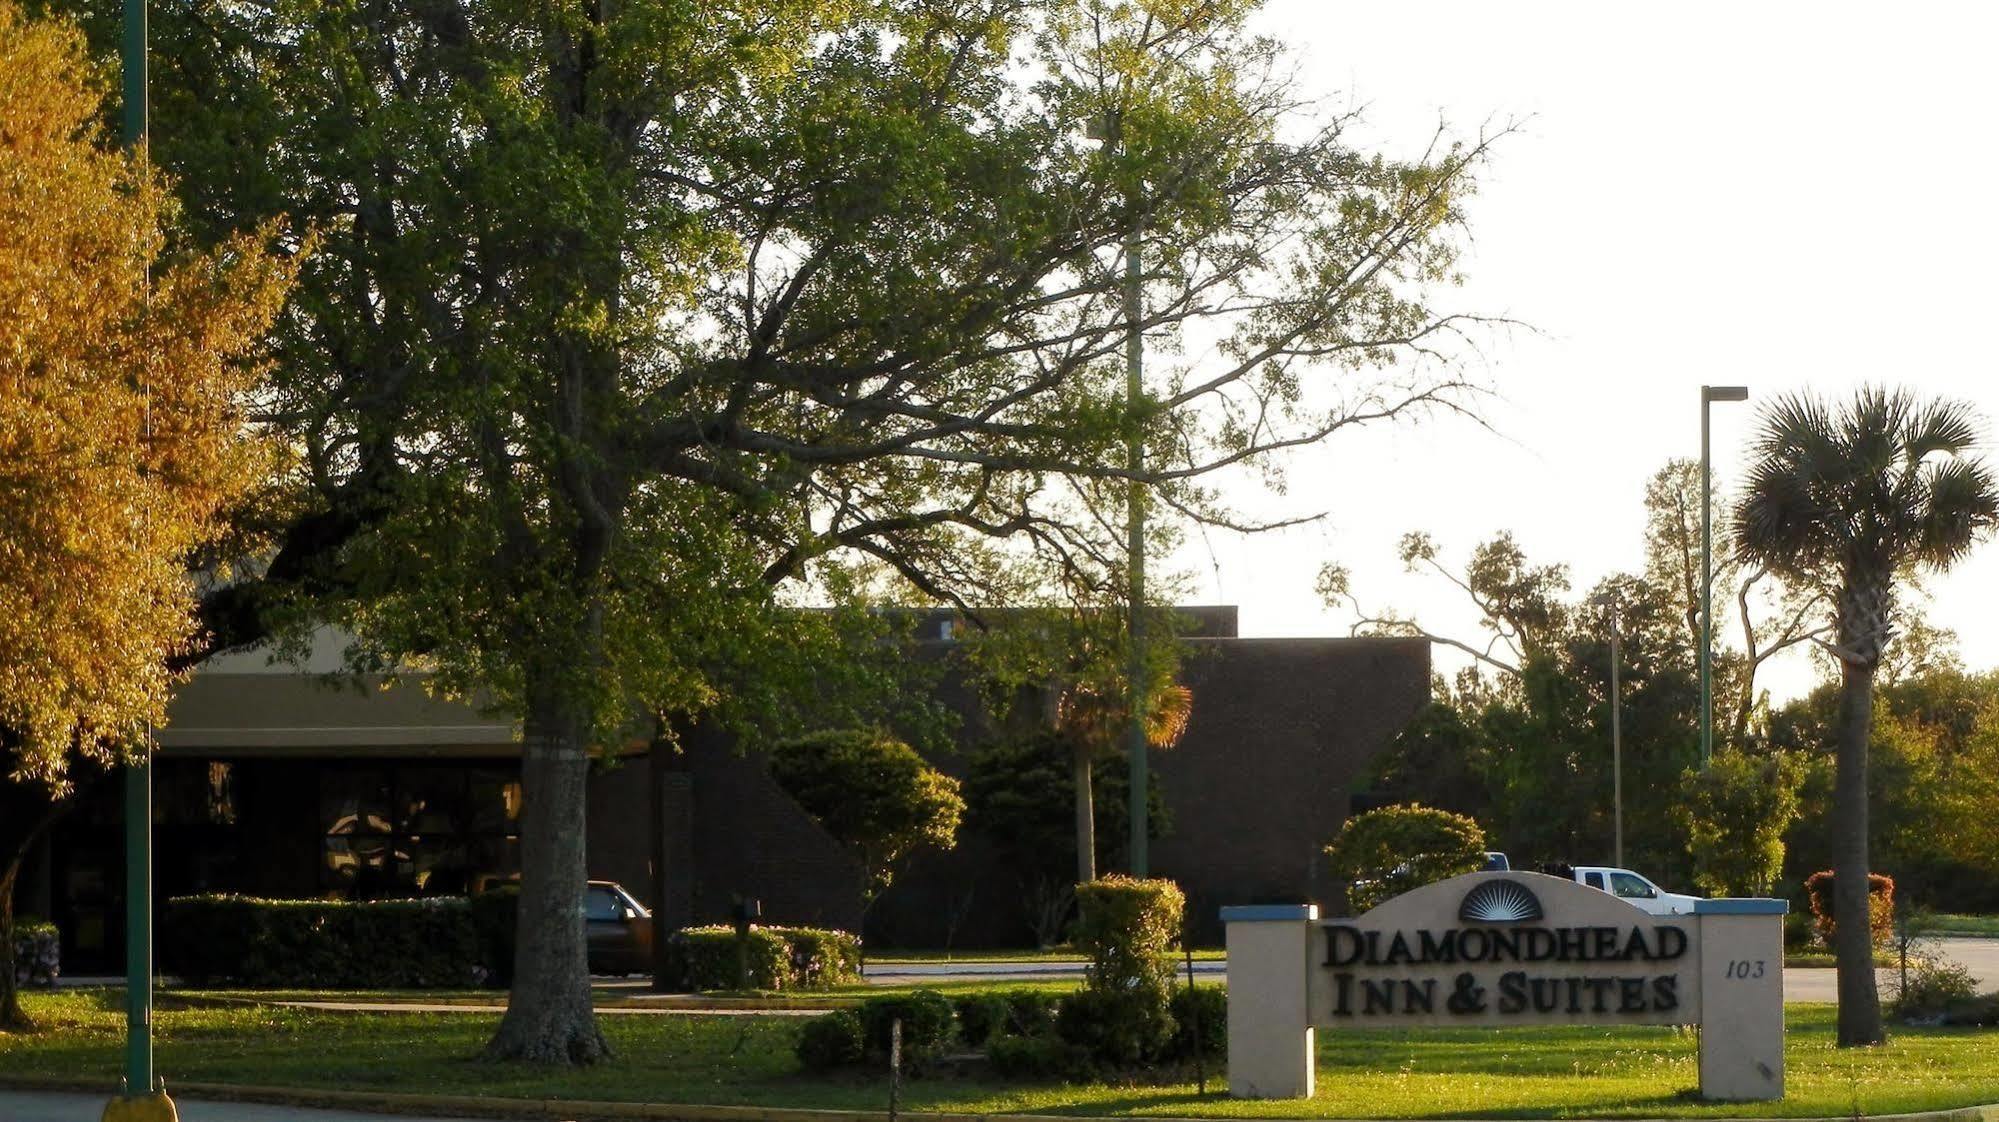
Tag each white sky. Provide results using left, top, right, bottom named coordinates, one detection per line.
left=1183, top=1, right=1999, bottom=699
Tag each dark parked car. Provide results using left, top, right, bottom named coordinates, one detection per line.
left=585, top=880, right=653, bottom=975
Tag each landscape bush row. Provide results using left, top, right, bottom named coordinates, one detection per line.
left=798, top=875, right=1222, bottom=1079
left=795, top=985, right=1224, bottom=1079
left=11, top=919, right=58, bottom=987
left=160, top=894, right=857, bottom=990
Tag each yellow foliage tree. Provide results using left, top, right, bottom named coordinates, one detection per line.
left=0, top=0, right=294, bottom=1028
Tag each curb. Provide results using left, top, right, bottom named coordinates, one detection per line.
left=6, top=1078, right=1999, bottom=1122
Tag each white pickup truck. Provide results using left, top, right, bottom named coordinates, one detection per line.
left=1556, top=865, right=1701, bottom=916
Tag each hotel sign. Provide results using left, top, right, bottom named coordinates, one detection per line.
left=1316, top=874, right=1699, bottom=1026
left=1222, top=871, right=1786, bottom=1102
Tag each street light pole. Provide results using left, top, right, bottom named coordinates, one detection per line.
left=1699, top=385, right=1748, bottom=771
left=1123, top=211, right=1148, bottom=879
left=109, top=3, right=170, bottom=1120
left=1610, top=598, right=1623, bottom=869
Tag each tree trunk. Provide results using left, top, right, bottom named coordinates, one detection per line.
left=1832, top=656, right=1885, bottom=1046
left=484, top=686, right=611, bottom=1063
left=1, top=850, right=26, bottom=1031
left=1072, top=750, right=1096, bottom=884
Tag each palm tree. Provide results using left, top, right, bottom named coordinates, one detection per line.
left=1733, top=387, right=1998, bottom=1046
left=1055, top=680, right=1193, bottom=882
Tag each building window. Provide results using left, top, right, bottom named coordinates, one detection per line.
left=319, top=764, right=520, bottom=898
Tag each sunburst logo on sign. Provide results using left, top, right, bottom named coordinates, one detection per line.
left=1457, top=879, right=1544, bottom=923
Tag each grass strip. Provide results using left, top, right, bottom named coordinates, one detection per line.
left=3, top=991, right=1997, bottom=1119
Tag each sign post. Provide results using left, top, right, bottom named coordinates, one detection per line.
left=1223, top=873, right=1786, bottom=1103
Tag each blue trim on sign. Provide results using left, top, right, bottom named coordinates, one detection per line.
left=1693, top=898, right=1788, bottom=915
left=1220, top=904, right=1319, bottom=923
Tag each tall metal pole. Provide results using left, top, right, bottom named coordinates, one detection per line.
left=1700, top=394, right=1713, bottom=771
left=1610, top=599, right=1623, bottom=868
left=1698, top=385, right=1747, bottom=772
left=1124, top=215, right=1148, bottom=878
left=119, top=0, right=161, bottom=1108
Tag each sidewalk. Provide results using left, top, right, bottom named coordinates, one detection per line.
left=0, top=1090, right=462, bottom=1121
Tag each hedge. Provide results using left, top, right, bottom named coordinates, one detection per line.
left=659, top=925, right=862, bottom=992
left=12, top=920, right=59, bottom=987
left=162, top=895, right=488, bottom=987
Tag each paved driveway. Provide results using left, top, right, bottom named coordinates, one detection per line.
left=0, top=1092, right=463, bottom=1122
left=1784, top=936, right=1999, bottom=1002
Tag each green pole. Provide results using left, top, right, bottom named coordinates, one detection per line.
left=1124, top=215, right=1147, bottom=878
left=121, top=0, right=158, bottom=1102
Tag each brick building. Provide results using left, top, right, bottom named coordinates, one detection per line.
left=20, top=608, right=1428, bottom=969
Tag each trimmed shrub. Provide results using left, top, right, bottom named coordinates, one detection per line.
left=954, top=993, right=1010, bottom=1047
left=1783, top=909, right=1816, bottom=952
left=986, top=1033, right=1091, bottom=1081
left=1000, top=990, right=1061, bottom=1039
left=782, top=926, right=861, bottom=988
left=795, top=1010, right=867, bottom=1071
left=1057, top=983, right=1174, bottom=1067
left=1803, top=871, right=1894, bottom=948
left=1072, top=876, right=1184, bottom=993
left=858, top=989, right=956, bottom=1065
left=1324, top=803, right=1486, bottom=913
left=12, top=919, right=59, bottom=987
left=1166, top=985, right=1226, bottom=1063
left=469, top=887, right=518, bottom=988
left=160, top=896, right=482, bottom=987
left=662, top=925, right=792, bottom=991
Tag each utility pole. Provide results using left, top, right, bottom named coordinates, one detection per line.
left=109, top=3, right=171, bottom=1119
left=1123, top=210, right=1148, bottom=878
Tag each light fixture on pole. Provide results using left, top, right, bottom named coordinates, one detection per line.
left=1699, top=384, right=1748, bottom=771
left=1609, top=597, right=1623, bottom=869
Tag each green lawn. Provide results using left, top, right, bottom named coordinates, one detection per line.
left=3, top=991, right=1996, bottom=1118
left=1925, top=914, right=1999, bottom=938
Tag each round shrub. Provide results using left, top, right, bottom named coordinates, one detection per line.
left=1324, top=803, right=1486, bottom=913
left=986, top=1033, right=1092, bottom=1081
left=662, top=925, right=792, bottom=991
left=795, top=1010, right=866, bottom=1071
left=858, top=989, right=956, bottom=1063
left=1001, top=990, right=1061, bottom=1039
left=1057, top=982, right=1175, bottom=1067
left=782, top=927, right=862, bottom=988
left=954, top=993, right=1010, bottom=1047
left=1166, top=985, right=1225, bottom=1062
left=11, top=919, right=59, bottom=987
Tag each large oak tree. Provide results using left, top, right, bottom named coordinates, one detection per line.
left=82, top=0, right=1497, bottom=1061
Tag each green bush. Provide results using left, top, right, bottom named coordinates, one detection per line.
left=1803, top=871, right=1895, bottom=948
left=1000, top=990, right=1061, bottom=1039
left=1166, top=985, right=1225, bottom=1063
left=857, top=990, right=956, bottom=1065
left=468, top=887, right=518, bottom=988
left=1063, top=875, right=1183, bottom=1068
left=657, top=924, right=861, bottom=991
left=795, top=1010, right=867, bottom=1071
left=1057, top=983, right=1174, bottom=1067
left=954, top=993, right=1010, bottom=1047
left=1324, top=803, right=1486, bottom=913
left=986, top=1033, right=1091, bottom=1081
left=1072, top=875, right=1184, bottom=992
left=11, top=919, right=59, bottom=987
left=161, top=896, right=482, bottom=987
left=782, top=926, right=861, bottom=987
left=1783, top=909, right=1817, bottom=952
left=1893, top=956, right=1981, bottom=1020
left=661, top=925, right=792, bottom=991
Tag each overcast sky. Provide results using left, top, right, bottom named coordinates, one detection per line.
left=1180, top=2, right=1999, bottom=699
